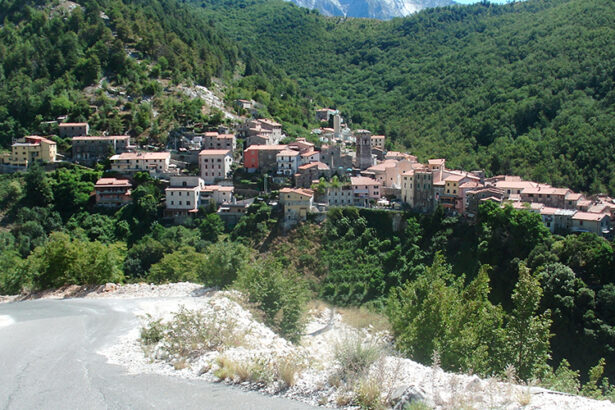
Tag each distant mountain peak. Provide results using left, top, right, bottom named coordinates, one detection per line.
left=285, top=0, right=457, bottom=19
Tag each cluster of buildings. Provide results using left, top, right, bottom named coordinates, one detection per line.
left=3, top=111, right=614, bottom=238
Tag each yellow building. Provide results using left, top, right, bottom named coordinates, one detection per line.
left=370, top=135, right=385, bottom=150
left=279, top=188, right=314, bottom=224
left=1, top=136, right=57, bottom=166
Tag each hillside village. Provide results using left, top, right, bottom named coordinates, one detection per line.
left=1, top=105, right=613, bottom=238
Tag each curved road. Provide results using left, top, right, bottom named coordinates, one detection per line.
left=0, top=298, right=316, bottom=410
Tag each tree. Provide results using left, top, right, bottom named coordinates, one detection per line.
left=0, top=250, right=28, bottom=294
left=503, top=264, right=552, bottom=381
left=28, top=232, right=125, bottom=289
left=24, top=163, right=53, bottom=207
left=50, top=167, right=98, bottom=216
left=123, top=236, right=166, bottom=279
left=198, top=213, right=224, bottom=243
left=198, top=241, right=251, bottom=288
left=387, top=254, right=505, bottom=375
left=147, top=246, right=206, bottom=284
left=235, top=259, right=309, bottom=342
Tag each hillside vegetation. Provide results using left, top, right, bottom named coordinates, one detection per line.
left=191, top=0, right=615, bottom=194
left=0, top=0, right=315, bottom=147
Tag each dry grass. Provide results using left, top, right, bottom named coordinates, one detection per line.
left=338, top=306, right=391, bottom=333
left=214, top=356, right=238, bottom=381
left=173, top=359, right=189, bottom=370
left=355, top=378, right=386, bottom=410
left=516, top=387, right=532, bottom=407
left=336, top=392, right=354, bottom=407
left=276, top=355, right=303, bottom=387
left=214, top=355, right=282, bottom=386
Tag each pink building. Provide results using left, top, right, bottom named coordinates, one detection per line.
left=351, top=176, right=381, bottom=204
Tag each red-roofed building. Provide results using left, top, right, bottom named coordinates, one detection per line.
left=110, top=151, right=171, bottom=174
left=439, top=172, right=481, bottom=214
left=202, top=132, right=236, bottom=151
left=201, top=185, right=234, bottom=205
left=295, top=162, right=331, bottom=188
left=243, top=145, right=288, bottom=173
left=288, top=138, right=315, bottom=154
left=279, top=188, right=314, bottom=226
left=94, top=178, right=132, bottom=208
left=165, top=176, right=205, bottom=217
left=572, top=212, right=612, bottom=236
left=276, top=149, right=301, bottom=176
left=1, top=136, right=57, bottom=166
left=59, top=122, right=89, bottom=138
left=520, top=186, right=572, bottom=209
left=351, top=176, right=381, bottom=204
left=241, top=119, right=283, bottom=146
left=199, top=149, right=232, bottom=184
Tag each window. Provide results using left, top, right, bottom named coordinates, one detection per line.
left=179, top=201, right=182, bottom=205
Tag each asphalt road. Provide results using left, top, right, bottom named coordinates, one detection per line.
left=0, top=298, right=317, bottom=410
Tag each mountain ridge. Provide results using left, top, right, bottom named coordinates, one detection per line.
left=285, top=0, right=456, bottom=19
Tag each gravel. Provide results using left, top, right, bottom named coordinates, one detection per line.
left=6, top=282, right=615, bottom=409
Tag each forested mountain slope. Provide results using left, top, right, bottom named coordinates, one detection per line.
left=192, top=0, right=615, bottom=194
left=0, top=0, right=314, bottom=147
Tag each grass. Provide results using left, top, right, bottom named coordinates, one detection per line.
left=334, top=334, right=384, bottom=382
left=355, top=378, right=385, bottom=410
left=276, top=355, right=303, bottom=388
left=338, top=306, right=391, bottom=333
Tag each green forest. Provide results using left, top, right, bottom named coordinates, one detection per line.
left=2, top=0, right=615, bottom=402
left=3, top=0, right=615, bottom=193
left=3, top=167, right=615, bottom=399
left=0, top=0, right=315, bottom=148
left=190, top=0, right=615, bottom=194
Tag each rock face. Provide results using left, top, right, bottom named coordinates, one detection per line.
left=390, top=385, right=429, bottom=410
left=286, top=0, right=456, bottom=20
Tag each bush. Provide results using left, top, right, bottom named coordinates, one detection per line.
left=140, top=316, right=164, bottom=345
left=28, top=232, right=125, bottom=289
left=333, top=335, right=383, bottom=382
left=147, top=246, right=206, bottom=283
left=235, top=259, right=309, bottom=342
left=198, top=242, right=251, bottom=288
left=0, top=250, right=29, bottom=294
left=142, top=306, right=244, bottom=361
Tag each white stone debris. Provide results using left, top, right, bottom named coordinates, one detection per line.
left=89, top=283, right=615, bottom=410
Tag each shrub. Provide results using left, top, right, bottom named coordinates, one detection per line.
left=147, top=246, right=206, bottom=283
left=28, top=232, right=125, bottom=289
left=140, top=316, right=164, bottom=345
left=141, top=306, right=244, bottom=361
left=235, top=259, right=309, bottom=342
left=0, top=250, right=29, bottom=295
left=334, top=335, right=383, bottom=382
left=198, top=242, right=251, bottom=288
